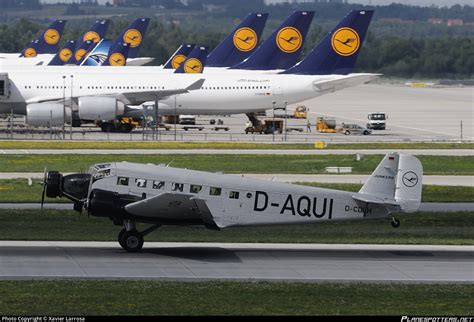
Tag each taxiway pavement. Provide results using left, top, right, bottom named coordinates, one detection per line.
left=0, top=242, right=471, bottom=282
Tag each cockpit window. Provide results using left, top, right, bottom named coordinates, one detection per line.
left=117, top=177, right=129, bottom=186
left=91, top=164, right=113, bottom=182
left=153, top=181, right=165, bottom=190
left=135, top=178, right=147, bottom=188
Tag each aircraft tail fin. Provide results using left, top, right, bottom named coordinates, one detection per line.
left=102, top=42, right=130, bottom=66
left=110, top=18, right=150, bottom=59
left=353, top=153, right=423, bottom=213
left=175, top=46, right=208, bottom=74
left=20, top=19, right=67, bottom=57
left=75, top=19, right=110, bottom=53
left=163, top=44, right=195, bottom=70
left=232, top=11, right=314, bottom=71
left=72, top=40, right=96, bottom=65
left=48, top=40, right=76, bottom=66
left=206, top=13, right=268, bottom=68
left=282, top=10, right=373, bottom=75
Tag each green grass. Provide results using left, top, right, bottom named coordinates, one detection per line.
left=0, top=281, right=471, bottom=315
left=1, top=154, right=473, bottom=174
left=2, top=179, right=473, bottom=203
left=0, top=210, right=472, bottom=245
left=0, top=140, right=471, bottom=150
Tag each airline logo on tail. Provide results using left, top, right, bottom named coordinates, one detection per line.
left=233, top=27, right=258, bottom=52
left=44, top=29, right=60, bottom=45
left=171, top=54, right=187, bottom=69
left=75, top=48, right=87, bottom=61
left=108, top=52, right=126, bottom=66
left=24, top=47, right=37, bottom=58
left=183, top=58, right=203, bottom=73
left=59, top=48, right=73, bottom=62
left=402, top=171, right=419, bottom=187
left=331, top=27, right=360, bottom=56
left=276, top=27, right=302, bottom=53
left=83, top=31, right=101, bottom=43
left=123, top=29, right=142, bottom=48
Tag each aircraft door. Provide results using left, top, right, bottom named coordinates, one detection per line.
left=220, top=188, right=243, bottom=223
left=0, top=73, right=10, bottom=100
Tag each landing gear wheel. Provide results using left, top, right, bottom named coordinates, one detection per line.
left=119, top=230, right=144, bottom=252
left=118, top=228, right=127, bottom=248
left=391, top=218, right=401, bottom=228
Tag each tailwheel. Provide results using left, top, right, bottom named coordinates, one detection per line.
left=391, top=217, right=401, bottom=228
left=119, top=229, right=144, bottom=252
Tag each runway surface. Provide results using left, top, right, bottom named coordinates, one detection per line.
left=0, top=149, right=472, bottom=155
left=1, top=202, right=473, bottom=212
left=2, top=173, right=473, bottom=186
left=0, top=242, right=472, bottom=282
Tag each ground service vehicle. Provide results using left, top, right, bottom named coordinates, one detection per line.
left=316, top=117, right=337, bottom=133
left=179, top=115, right=196, bottom=125
left=293, top=106, right=308, bottom=119
left=367, top=112, right=387, bottom=130
left=98, top=117, right=139, bottom=133
left=246, top=118, right=283, bottom=134
left=340, top=123, right=371, bottom=135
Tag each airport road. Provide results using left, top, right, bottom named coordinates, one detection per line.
left=1, top=202, right=473, bottom=212
left=2, top=173, right=472, bottom=186
left=0, top=242, right=472, bottom=283
left=0, top=149, right=473, bottom=155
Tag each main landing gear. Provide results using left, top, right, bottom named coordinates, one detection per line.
left=390, top=216, right=401, bottom=228
left=118, top=220, right=161, bottom=252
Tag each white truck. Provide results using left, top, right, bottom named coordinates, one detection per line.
left=367, top=112, right=387, bottom=130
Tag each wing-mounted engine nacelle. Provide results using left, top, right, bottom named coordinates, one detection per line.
left=87, top=189, right=141, bottom=219
left=26, top=103, right=67, bottom=127
left=78, top=97, right=125, bottom=121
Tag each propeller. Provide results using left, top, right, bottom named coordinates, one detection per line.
left=40, top=167, right=47, bottom=211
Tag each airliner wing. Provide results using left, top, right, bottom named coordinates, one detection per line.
left=116, top=78, right=205, bottom=105
left=313, top=73, right=380, bottom=93
left=25, top=78, right=205, bottom=105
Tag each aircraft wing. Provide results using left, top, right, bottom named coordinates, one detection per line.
left=313, top=73, right=380, bottom=93
left=25, top=78, right=205, bottom=105
left=124, top=192, right=218, bottom=227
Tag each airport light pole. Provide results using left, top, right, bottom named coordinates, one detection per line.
left=70, top=75, right=74, bottom=140
left=284, top=101, right=288, bottom=142
left=272, top=101, right=276, bottom=142
left=174, top=96, right=177, bottom=141
left=62, top=76, right=66, bottom=140
left=154, top=95, right=159, bottom=141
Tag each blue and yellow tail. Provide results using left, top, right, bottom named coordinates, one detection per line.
left=72, top=40, right=96, bottom=65
left=109, top=18, right=150, bottom=59
left=75, top=19, right=110, bottom=53
left=282, top=10, right=374, bottom=75
left=20, top=20, right=67, bottom=57
left=48, top=40, right=76, bottom=66
left=102, top=42, right=130, bottom=66
left=163, top=44, right=195, bottom=70
left=232, top=11, right=314, bottom=70
left=175, top=46, right=208, bottom=74
left=207, top=13, right=268, bottom=68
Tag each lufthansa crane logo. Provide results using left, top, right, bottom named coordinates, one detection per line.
left=109, top=52, right=126, bottom=66
left=24, top=47, right=37, bottom=58
left=75, top=48, right=87, bottom=62
left=276, top=27, right=302, bottom=53
left=183, top=58, right=203, bottom=73
left=123, top=29, right=142, bottom=48
left=171, top=54, right=186, bottom=69
left=402, top=171, right=419, bottom=188
left=331, top=27, right=360, bottom=56
left=83, top=31, right=101, bottom=43
left=59, top=48, right=72, bottom=62
left=44, top=29, right=60, bottom=45
left=233, top=27, right=258, bottom=52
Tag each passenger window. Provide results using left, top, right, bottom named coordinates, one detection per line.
left=135, top=178, right=147, bottom=188
left=153, top=181, right=165, bottom=190
left=172, top=183, right=184, bottom=192
left=229, top=191, right=239, bottom=199
left=117, top=177, right=129, bottom=186
left=210, top=187, right=222, bottom=196
left=190, top=184, right=202, bottom=193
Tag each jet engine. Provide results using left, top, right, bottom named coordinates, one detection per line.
left=78, top=96, right=125, bottom=121
left=26, top=103, right=65, bottom=127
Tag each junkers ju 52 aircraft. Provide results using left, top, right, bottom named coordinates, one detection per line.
left=41, top=152, right=422, bottom=252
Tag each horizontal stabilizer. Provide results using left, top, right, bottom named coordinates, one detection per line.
left=313, top=73, right=380, bottom=93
